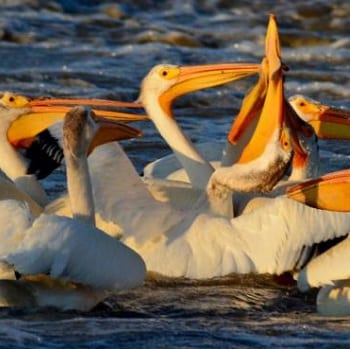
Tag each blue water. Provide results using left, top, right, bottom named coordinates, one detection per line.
left=0, top=0, right=349, bottom=347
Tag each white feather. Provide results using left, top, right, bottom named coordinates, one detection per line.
left=123, top=197, right=350, bottom=278
left=4, top=213, right=145, bottom=291
left=0, top=200, right=34, bottom=256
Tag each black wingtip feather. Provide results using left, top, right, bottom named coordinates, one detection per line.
left=25, top=130, right=64, bottom=179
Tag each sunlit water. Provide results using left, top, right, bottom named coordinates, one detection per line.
left=0, top=0, right=349, bottom=347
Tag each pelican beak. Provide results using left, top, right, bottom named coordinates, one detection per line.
left=5, top=93, right=147, bottom=147
left=289, top=95, right=350, bottom=140
left=88, top=116, right=142, bottom=154
left=157, top=62, right=260, bottom=114
left=29, top=97, right=142, bottom=109
left=286, top=169, right=350, bottom=212
left=28, top=97, right=147, bottom=121
left=227, top=58, right=268, bottom=144
left=229, top=14, right=287, bottom=164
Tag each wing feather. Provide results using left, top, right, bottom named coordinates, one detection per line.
left=5, top=214, right=145, bottom=291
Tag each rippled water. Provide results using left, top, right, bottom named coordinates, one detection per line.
left=0, top=0, right=349, bottom=347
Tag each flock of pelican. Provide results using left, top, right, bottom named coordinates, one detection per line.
left=0, top=14, right=349, bottom=316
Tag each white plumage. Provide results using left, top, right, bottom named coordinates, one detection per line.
left=5, top=212, right=145, bottom=291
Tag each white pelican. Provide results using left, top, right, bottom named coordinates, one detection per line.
left=0, top=106, right=146, bottom=310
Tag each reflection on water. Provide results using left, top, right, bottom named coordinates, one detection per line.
left=0, top=0, right=350, bottom=347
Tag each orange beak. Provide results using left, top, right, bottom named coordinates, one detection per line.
left=286, top=169, right=350, bottom=212
left=228, top=14, right=287, bottom=164
left=4, top=92, right=147, bottom=147
left=88, top=116, right=142, bottom=154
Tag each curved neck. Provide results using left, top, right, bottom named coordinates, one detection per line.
left=146, top=98, right=214, bottom=189
left=65, top=153, right=95, bottom=226
left=0, top=131, right=48, bottom=206
left=0, top=134, right=28, bottom=180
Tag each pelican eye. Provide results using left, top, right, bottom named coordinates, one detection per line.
left=299, top=101, right=306, bottom=107
left=1, top=92, right=30, bottom=108
left=157, top=66, right=180, bottom=80
left=280, top=128, right=291, bottom=151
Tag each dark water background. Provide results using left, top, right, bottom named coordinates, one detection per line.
left=0, top=0, right=349, bottom=347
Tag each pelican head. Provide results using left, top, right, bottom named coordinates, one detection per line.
left=0, top=92, right=33, bottom=137
left=289, top=94, right=350, bottom=140
left=138, top=62, right=260, bottom=117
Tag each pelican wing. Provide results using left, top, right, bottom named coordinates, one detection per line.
left=87, top=143, right=185, bottom=243
left=124, top=197, right=350, bottom=279
left=4, top=214, right=145, bottom=291
left=0, top=200, right=34, bottom=256
left=236, top=197, right=350, bottom=275
left=0, top=199, right=35, bottom=280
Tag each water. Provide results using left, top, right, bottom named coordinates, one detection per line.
left=0, top=0, right=349, bottom=347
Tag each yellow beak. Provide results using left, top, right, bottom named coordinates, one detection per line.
left=88, top=115, right=142, bottom=154
left=227, top=58, right=268, bottom=144
left=157, top=62, right=260, bottom=115
left=286, top=169, right=350, bottom=212
left=289, top=95, right=350, bottom=140
left=228, top=14, right=287, bottom=164
left=6, top=94, right=147, bottom=147
left=29, top=97, right=142, bottom=109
